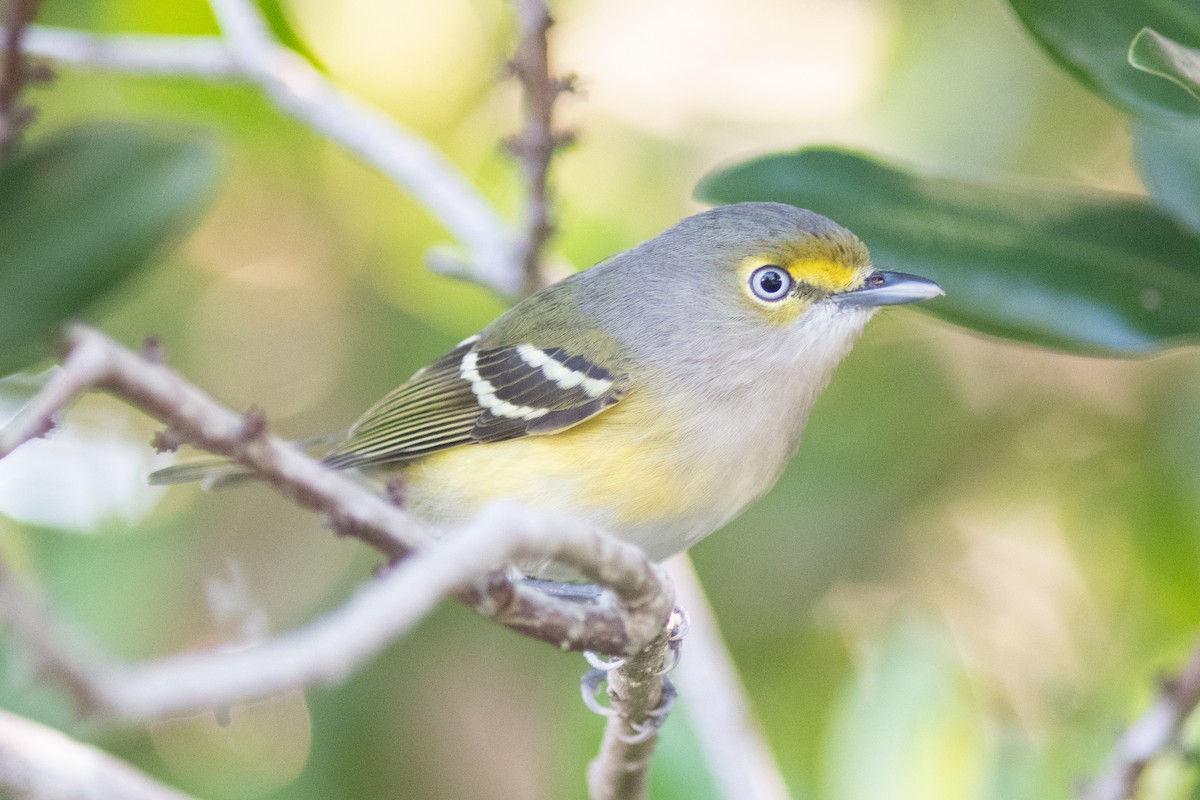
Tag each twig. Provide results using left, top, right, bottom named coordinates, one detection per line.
left=1081, top=639, right=1200, bottom=800
left=0, top=708, right=200, bottom=800
left=0, top=324, right=672, bottom=658
left=0, top=502, right=668, bottom=723
left=666, top=554, right=792, bottom=800
left=0, top=0, right=41, bottom=157
left=22, top=26, right=239, bottom=76
left=506, top=0, right=571, bottom=295
left=12, top=8, right=525, bottom=295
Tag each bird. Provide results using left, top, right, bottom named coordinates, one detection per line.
left=152, top=202, right=942, bottom=575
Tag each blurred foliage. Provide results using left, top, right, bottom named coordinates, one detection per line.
left=1130, top=28, right=1200, bottom=106
left=1007, top=0, right=1200, bottom=122
left=1, top=0, right=1200, bottom=799
left=1134, top=121, right=1200, bottom=233
left=0, top=124, right=219, bottom=374
left=698, top=148, right=1200, bottom=355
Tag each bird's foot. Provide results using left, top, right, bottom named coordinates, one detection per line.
left=520, top=577, right=603, bottom=601
left=580, top=669, right=677, bottom=743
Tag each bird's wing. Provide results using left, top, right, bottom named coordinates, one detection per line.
left=322, top=335, right=628, bottom=470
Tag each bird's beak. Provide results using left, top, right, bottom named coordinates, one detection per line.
left=833, top=270, right=944, bottom=307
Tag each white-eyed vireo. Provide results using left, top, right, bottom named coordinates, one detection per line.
left=153, top=202, right=942, bottom=572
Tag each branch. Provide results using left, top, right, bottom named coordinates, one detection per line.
left=0, top=0, right=41, bottom=157
left=666, top=555, right=792, bottom=800
left=587, top=627, right=676, bottom=800
left=22, top=26, right=239, bottom=76
left=0, top=502, right=668, bottom=723
left=584, top=556, right=796, bottom=800
left=1081, top=639, right=1200, bottom=800
left=506, top=0, right=571, bottom=295
left=14, top=6, right=525, bottom=296
left=0, top=324, right=672, bottom=659
left=0, top=709, right=200, bottom=800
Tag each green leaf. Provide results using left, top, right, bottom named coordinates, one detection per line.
left=696, top=148, right=1200, bottom=355
left=0, top=124, right=220, bottom=374
left=1130, top=27, right=1200, bottom=103
left=1133, top=120, right=1200, bottom=233
left=1006, top=0, right=1200, bottom=121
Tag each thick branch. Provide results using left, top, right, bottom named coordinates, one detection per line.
left=0, top=709, right=199, bottom=800
left=0, top=502, right=668, bottom=723
left=587, top=630, right=674, bottom=800
left=1081, top=639, right=1200, bottom=800
left=0, top=325, right=672, bottom=658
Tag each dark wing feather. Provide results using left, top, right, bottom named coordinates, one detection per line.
left=322, top=337, right=627, bottom=470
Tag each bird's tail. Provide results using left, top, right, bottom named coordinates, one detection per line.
left=147, top=459, right=253, bottom=489
left=148, top=434, right=346, bottom=489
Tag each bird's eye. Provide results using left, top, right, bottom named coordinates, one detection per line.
left=749, top=265, right=793, bottom=302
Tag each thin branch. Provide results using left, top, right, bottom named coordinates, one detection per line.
left=1081, top=638, right=1200, bottom=800
left=0, top=709, right=200, bottom=800
left=666, top=554, right=792, bottom=800
left=22, top=27, right=239, bottom=76
left=0, top=0, right=41, bottom=157
left=506, top=0, right=571, bottom=295
left=14, top=11, right=524, bottom=296
left=0, top=324, right=672, bottom=658
left=0, top=502, right=668, bottom=723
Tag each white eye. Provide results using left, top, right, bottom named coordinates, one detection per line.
left=749, top=265, right=793, bottom=301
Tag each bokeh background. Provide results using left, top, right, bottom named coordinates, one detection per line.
left=2, top=0, right=1200, bottom=798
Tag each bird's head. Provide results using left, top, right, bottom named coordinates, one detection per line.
left=602, top=202, right=941, bottom=353
left=685, top=202, right=943, bottom=328
left=572, top=202, right=943, bottom=394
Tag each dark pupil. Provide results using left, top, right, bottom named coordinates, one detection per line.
left=759, top=270, right=784, bottom=294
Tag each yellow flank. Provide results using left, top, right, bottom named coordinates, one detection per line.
left=399, top=393, right=701, bottom=529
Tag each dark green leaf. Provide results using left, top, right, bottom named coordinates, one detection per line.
left=1130, top=27, right=1200, bottom=103
left=0, top=124, right=220, bottom=374
left=1007, top=0, right=1200, bottom=121
left=696, top=148, right=1200, bottom=355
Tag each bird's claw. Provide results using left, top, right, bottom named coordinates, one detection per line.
left=614, top=676, right=677, bottom=744
left=655, top=644, right=681, bottom=676
left=653, top=605, right=689, bottom=675
left=581, top=668, right=617, bottom=717
left=668, top=606, right=690, bottom=641
left=580, top=669, right=677, bottom=743
left=584, top=650, right=627, bottom=671
left=616, top=718, right=658, bottom=745
left=579, top=606, right=686, bottom=735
